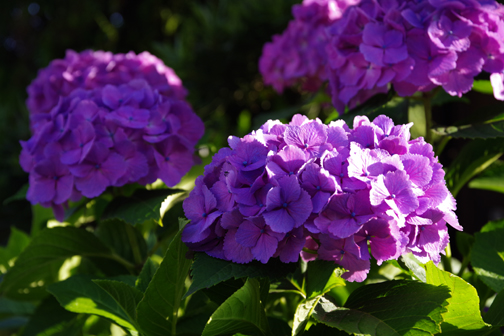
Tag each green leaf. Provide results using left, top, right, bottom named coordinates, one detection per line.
left=202, top=278, right=270, bottom=336
left=21, top=296, right=76, bottom=336
left=95, top=219, right=148, bottom=266
left=47, top=275, right=140, bottom=331
left=185, top=253, right=297, bottom=299
left=485, top=289, right=504, bottom=327
left=481, top=219, right=504, bottom=233
left=135, top=258, right=158, bottom=293
left=0, top=227, right=31, bottom=273
left=472, top=228, right=504, bottom=293
left=305, top=260, right=345, bottom=300
left=456, top=232, right=475, bottom=260
left=31, top=204, right=54, bottom=235
left=469, top=160, right=504, bottom=193
left=101, top=188, right=184, bottom=225
left=434, top=120, right=504, bottom=139
left=0, top=227, right=117, bottom=300
left=136, top=229, right=193, bottom=336
left=401, top=253, right=426, bottom=282
left=314, top=280, right=450, bottom=336
left=2, top=184, right=28, bottom=205
left=425, top=261, right=490, bottom=335
left=340, top=88, right=397, bottom=125
left=292, top=296, right=321, bottom=336
left=202, top=278, right=244, bottom=306
left=444, top=138, right=504, bottom=196
left=472, top=80, right=494, bottom=95
left=93, top=280, right=144, bottom=327
left=0, top=297, right=34, bottom=315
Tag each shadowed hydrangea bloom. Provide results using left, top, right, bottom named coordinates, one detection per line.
left=260, top=0, right=504, bottom=109
left=21, top=50, right=204, bottom=220
left=259, top=0, right=357, bottom=93
left=182, top=114, right=460, bottom=282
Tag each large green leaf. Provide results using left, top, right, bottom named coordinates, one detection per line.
left=95, top=219, right=148, bottom=266
left=0, top=297, right=34, bottom=315
left=47, top=275, right=140, bottom=331
left=0, top=227, right=31, bottom=273
left=184, top=253, right=297, bottom=299
left=101, top=188, right=184, bottom=225
left=292, top=297, right=321, bottom=336
left=469, top=160, right=504, bottom=193
left=136, top=229, right=193, bottom=336
left=0, top=227, right=120, bottom=300
left=93, top=280, right=144, bottom=327
left=314, top=280, right=450, bottom=336
left=305, top=260, right=345, bottom=300
left=202, top=278, right=270, bottom=336
left=21, top=296, right=76, bottom=336
left=135, top=258, right=158, bottom=293
left=444, top=138, right=504, bottom=196
left=291, top=261, right=346, bottom=336
left=425, top=262, right=490, bottom=335
left=485, top=289, right=504, bottom=327
left=472, top=228, right=504, bottom=293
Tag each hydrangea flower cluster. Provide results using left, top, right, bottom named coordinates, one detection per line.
left=259, top=0, right=358, bottom=93
left=182, top=114, right=461, bottom=282
left=21, top=50, right=204, bottom=220
left=260, top=0, right=504, bottom=110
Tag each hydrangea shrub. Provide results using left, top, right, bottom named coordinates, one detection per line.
left=20, top=50, right=204, bottom=220
left=260, top=0, right=504, bottom=110
left=182, top=114, right=461, bottom=282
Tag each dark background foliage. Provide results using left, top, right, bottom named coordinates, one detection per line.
left=1, top=0, right=504, bottom=245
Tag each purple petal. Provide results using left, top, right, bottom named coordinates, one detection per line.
left=223, top=229, right=254, bottom=263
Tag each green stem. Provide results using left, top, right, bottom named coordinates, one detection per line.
left=423, top=92, right=433, bottom=144
left=108, top=253, right=137, bottom=274
left=456, top=257, right=470, bottom=278
left=435, top=136, right=451, bottom=157
left=302, top=247, right=318, bottom=255
left=442, top=243, right=452, bottom=273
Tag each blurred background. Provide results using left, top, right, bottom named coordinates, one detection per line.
left=1, top=0, right=504, bottom=246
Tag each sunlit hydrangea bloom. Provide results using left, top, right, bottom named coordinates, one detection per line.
left=182, top=114, right=461, bottom=282
left=21, top=50, right=204, bottom=220
left=260, top=0, right=504, bottom=110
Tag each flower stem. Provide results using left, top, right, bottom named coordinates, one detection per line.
left=423, top=92, right=433, bottom=144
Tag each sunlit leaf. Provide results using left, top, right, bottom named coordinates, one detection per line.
left=48, top=275, right=141, bottom=331
left=444, top=138, right=504, bottom=196
left=102, top=188, right=184, bottom=225
left=202, top=278, right=270, bottom=336
left=0, top=227, right=117, bottom=300
left=184, top=253, right=297, bottom=299
left=314, top=280, right=450, bottom=336
left=472, top=228, right=504, bottom=293
left=136, top=230, right=192, bottom=336
left=425, top=262, right=490, bottom=335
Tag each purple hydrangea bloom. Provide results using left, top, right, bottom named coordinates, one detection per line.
left=182, top=114, right=460, bottom=281
left=21, top=50, right=204, bottom=220
left=260, top=0, right=504, bottom=108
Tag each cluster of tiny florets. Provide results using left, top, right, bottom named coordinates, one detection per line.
left=21, top=50, right=204, bottom=220
left=182, top=114, right=460, bottom=282
left=260, top=0, right=504, bottom=110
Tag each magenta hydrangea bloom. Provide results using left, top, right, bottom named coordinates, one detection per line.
left=182, top=114, right=460, bottom=282
left=260, top=0, right=504, bottom=109
left=21, top=50, right=204, bottom=220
